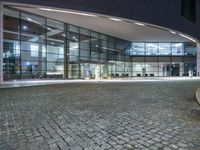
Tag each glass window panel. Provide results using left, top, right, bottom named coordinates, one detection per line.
left=80, top=34, right=90, bottom=43
left=184, top=63, right=196, bottom=76
left=108, top=37, right=115, bottom=49
left=184, top=43, right=197, bottom=55
left=3, top=40, right=20, bottom=56
left=172, top=43, right=183, bottom=55
left=91, top=31, right=99, bottom=38
left=80, top=50, right=90, bottom=60
left=91, top=44, right=99, bottom=52
left=69, top=42, right=79, bottom=49
left=3, top=41, right=21, bottom=78
left=159, top=62, right=171, bottom=77
left=80, top=42, right=90, bottom=50
left=100, top=34, right=107, bottom=40
left=47, top=19, right=64, bottom=30
left=159, top=43, right=171, bottom=55
left=69, top=25, right=79, bottom=33
left=47, top=53, right=64, bottom=62
left=21, top=12, right=46, bottom=43
left=132, top=63, right=145, bottom=76
left=146, top=62, right=159, bottom=77
left=100, top=53, right=107, bottom=61
left=100, top=39, right=107, bottom=47
left=69, top=48, right=79, bottom=62
left=47, top=19, right=65, bottom=48
left=91, top=38, right=99, bottom=46
left=80, top=28, right=90, bottom=35
left=3, top=7, right=20, bottom=31
left=47, top=45, right=64, bottom=55
left=131, top=43, right=145, bottom=55
left=47, top=39, right=64, bottom=47
left=3, top=7, right=20, bottom=44
left=116, top=39, right=125, bottom=51
left=68, top=32, right=79, bottom=41
left=146, top=43, right=158, bottom=55
left=21, top=50, right=38, bottom=61
left=4, top=32, right=20, bottom=41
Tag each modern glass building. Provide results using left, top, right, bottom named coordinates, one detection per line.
left=0, top=1, right=199, bottom=81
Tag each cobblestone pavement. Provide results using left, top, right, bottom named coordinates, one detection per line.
left=0, top=80, right=200, bottom=150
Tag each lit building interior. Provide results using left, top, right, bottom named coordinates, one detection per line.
left=2, top=5, right=197, bottom=80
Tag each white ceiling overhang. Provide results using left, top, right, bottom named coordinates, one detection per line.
left=3, top=2, right=198, bottom=43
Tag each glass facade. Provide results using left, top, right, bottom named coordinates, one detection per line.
left=3, top=6, right=197, bottom=80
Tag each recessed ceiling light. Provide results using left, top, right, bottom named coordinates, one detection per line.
left=22, top=25, right=27, bottom=30
left=39, top=8, right=97, bottom=17
left=170, top=31, right=176, bottom=34
left=62, top=34, right=66, bottom=37
left=135, top=22, right=145, bottom=26
left=27, top=18, right=32, bottom=21
left=109, top=18, right=122, bottom=21
left=47, top=27, right=52, bottom=30
left=179, top=34, right=197, bottom=43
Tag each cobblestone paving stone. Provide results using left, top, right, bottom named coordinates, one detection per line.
left=0, top=80, right=200, bottom=150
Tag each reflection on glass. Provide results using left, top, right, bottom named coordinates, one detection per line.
left=2, top=6, right=198, bottom=80
left=146, top=43, right=158, bottom=55
left=159, top=43, right=171, bottom=55
left=172, top=43, right=183, bottom=55
left=184, top=43, right=197, bottom=55
left=130, top=43, right=145, bottom=55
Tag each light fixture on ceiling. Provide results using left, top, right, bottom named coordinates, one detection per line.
left=109, top=18, right=122, bottom=22
left=22, top=25, right=27, bottom=30
left=169, top=31, right=176, bottom=34
left=179, top=34, right=197, bottom=43
left=39, top=8, right=97, bottom=17
left=135, top=22, right=145, bottom=26
left=47, top=27, right=52, bottom=30
left=27, top=18, right=32, bottom=22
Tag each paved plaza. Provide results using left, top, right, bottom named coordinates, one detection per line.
left=0, top=80, right=200, bottom=150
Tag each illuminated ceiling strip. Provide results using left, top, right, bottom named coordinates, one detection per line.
left=169, top=31, right=176, bottom=34
left=109, top=18, right=122, bottom=22
left=39, top=8, right=97, bottom=17
left=179, top=34, right=197, bottom=43
left=135, top=22, right=145, bottom=26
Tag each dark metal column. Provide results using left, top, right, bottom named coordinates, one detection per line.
left=0, top=2, right=3, bottom=82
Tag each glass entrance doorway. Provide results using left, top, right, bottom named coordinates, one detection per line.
left=162, top=63, right=180, bottom=77
left=81, top=63, right=106, bottom=79
left=171, top=63, right=180, bottom=76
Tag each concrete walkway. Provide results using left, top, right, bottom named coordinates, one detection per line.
left=0, top=77, right=200, bottom=89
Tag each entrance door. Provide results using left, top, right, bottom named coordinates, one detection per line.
left=171, top=64, right=180, bottom=76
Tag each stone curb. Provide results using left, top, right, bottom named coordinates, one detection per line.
left=195, top=88, right=200, bottom=106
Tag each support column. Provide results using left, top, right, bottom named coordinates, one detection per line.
left=0, top=3, right=3, bottom=82
left=197, top=42, right=200, bottom=77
